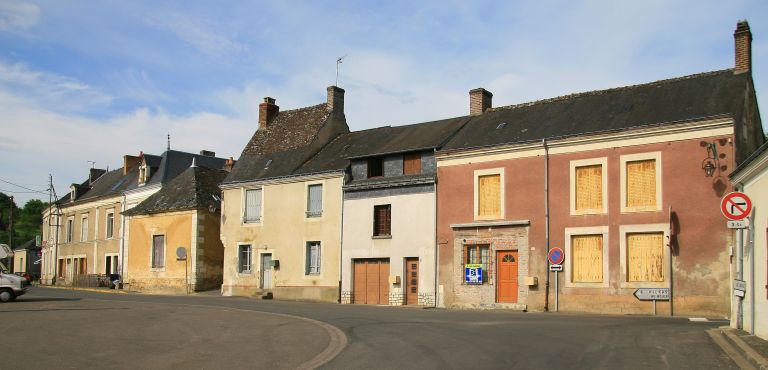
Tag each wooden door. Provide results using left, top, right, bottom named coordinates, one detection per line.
left=353, top=259, right=390, bottom=305
left=260, top=254, right=273, bottom=289
left=496, top=250, right=519, bottom=303
left=405, top=258, right=419, bottom=305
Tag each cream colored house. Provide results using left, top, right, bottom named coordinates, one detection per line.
left=123, top=164, right=228, bottom=293
left=220, top=86, right=349, bottom=301
left=40, top=167, right=132, bottom=286
left=729, top=140, right=768, bottom=340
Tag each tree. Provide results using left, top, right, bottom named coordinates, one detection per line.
left=0, top=193, right=48, bottom=248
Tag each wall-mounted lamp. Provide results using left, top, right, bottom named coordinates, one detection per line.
left=701, top=142, right=718, bottom=177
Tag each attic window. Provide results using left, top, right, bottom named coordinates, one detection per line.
left=264, top=159, right=273, bottom=169
left=139, top=165, right=149, bottom=185
left=496, top=122, right=508, bottom=130
left=367, top=157, right=383, bottom=178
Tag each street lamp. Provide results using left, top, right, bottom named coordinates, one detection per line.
left=701, top=142, right=718, bottom=177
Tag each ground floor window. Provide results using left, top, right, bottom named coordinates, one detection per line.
left=463, top=245, right=491, bottom=284
left=571, top=234, right=604, bottom=283
left=305, top=241, right=321, bottom=275
left=626, top=232, right=664, bottom=282
left=238, top=245, right=252, bottom=273
left=105, top=255, right=118, bottom=274
left=152, top=235, right=165, bottom=269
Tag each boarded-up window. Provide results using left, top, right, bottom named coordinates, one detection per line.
left=244, top=188, right=262, bottom=222
left=627, top=232, right=664, bottom=282
left=152, top=235, right=165, bottom=269
left=571, top=235, right=603, bottom=283
left=575, top=165, right=603, bottom=211
left=626, top=159, right=657, bottom=209
left=403, top=153, right=422, bottom=175
left=307, top=184, right=323, bottom=217
left=478, top=174, right=501, bottom=218
left=373, top=205, right=391, bottom=236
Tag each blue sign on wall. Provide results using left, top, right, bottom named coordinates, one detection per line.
left=465, top=264, right=483, bottom=285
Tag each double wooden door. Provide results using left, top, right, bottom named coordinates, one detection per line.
left=353, top=259, right=390, bottom=305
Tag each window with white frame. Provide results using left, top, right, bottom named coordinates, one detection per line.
left=305, top=241, right=321, bottom=275
left=80, top=215, right=89, bottom=241
left=474, top=169, right=504, bottom=220
left=106, top=211, right=114, bottom=239
left=66, top=217, right=74, bottom=242
left=244, top=188, right=263, bottom=223
left=565, top=226, right=609, bottom=288
left=619, top=224, right=669, bottom=288
left=620, top=152, right=662, bottom=213
left=151, top=234, right=165, bottom=269
left=306, top=184, right=323, bottom=217
left=238, top=245, right=252, bottom=273
left=570, top=158, right=608, bottom=215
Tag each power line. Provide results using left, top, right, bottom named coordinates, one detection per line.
left=0, top=188, right=44, bottom=194
left=0, top=178, right=49, bottom=194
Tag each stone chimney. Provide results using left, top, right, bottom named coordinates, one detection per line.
left=225, top=157, right=236, bottom=172
left=259, top=97, right=279, bottom=129
left=734, top=20, right=752, bottom=74
left=469, top=88, right=492, bottom=115
left=123, top=154, right=141, bottom=175
left=89, top=168, right=106, bottom=185
left=327, top=86, right=345, bottom=118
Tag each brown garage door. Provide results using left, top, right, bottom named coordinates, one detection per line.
left=353, top=259, right=390, bottom=305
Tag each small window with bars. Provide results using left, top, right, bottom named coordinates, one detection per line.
left=463, top=245, right=492, bottom=284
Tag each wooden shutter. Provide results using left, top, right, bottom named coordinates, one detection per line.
left=572, top=235, right=603, bottom=283
left=627, top=232, right=664, bottom=282
left=245, top=189, right=262, bottom=221
left=152, top=235, right=165, bottom=268
left=478, top=174, right=501, bottom=218
left=626, top=160, right=657, bottom=208
left=403, top=153, right=422, bottom=175
left=575, top=165, right=603, bottom=211
left=307, top=185, right=322, bottom=215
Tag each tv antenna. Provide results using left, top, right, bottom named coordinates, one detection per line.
left=87, top=161, right=96, bottom=169
left=335, top=54, right=347, bottom=86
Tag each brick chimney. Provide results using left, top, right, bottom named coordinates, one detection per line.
left=327, top=86, right=345, bottom=118
left=734, top=20, right=752, bottom=74
left=225, top=157, right=236, bottom=172
left=123, top=154, right=141, bottom=175
left=89, top=168, right=106, bottom=185
left=469, top=88, right=492, bottom=115
left=199, top=150, right=216, bottom=157
left=259, top=97, right=279, bottom=129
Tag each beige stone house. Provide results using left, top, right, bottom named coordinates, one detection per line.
left=220, top=86, right=349, bottom=301
left=122, top=163, right=229, bottom=293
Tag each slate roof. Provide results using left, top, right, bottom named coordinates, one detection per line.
left=13, top=239, right=37, bottom=251
left=443, top=69, right=751, bottom=151
left=143, top=150, right=228, bottom=187
left=57, top=167, right=138, bottom=205
left=294, top=117, right=468, bottom=176
left=240, top=104, right=331, bottom=156
left=123, top=165, right=229, bottom=216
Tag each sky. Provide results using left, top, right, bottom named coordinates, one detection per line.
left=0, top=0, right=766, bottom=205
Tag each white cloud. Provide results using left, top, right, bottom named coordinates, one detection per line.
left=0, top=61, right=113, bottom=112
left=143, top=12, right=247, bottom=59
left=0, top=0, right=39, bottom=31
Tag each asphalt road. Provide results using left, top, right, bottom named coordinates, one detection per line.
left=1, top=287, right=736, bottom=370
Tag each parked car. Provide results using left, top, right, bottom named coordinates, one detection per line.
left=12, top=272, right=32, bottom=282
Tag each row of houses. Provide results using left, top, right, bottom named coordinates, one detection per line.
left=40, top=22, right=765, bottom=327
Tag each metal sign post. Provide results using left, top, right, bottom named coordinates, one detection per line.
left=547, top=249, right=564, bottom=313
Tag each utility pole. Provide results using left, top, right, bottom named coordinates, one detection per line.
left=8, top=195, right=13, bottom=272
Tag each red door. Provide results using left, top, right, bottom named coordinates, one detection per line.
left=496, top=251, right=518, bottom=303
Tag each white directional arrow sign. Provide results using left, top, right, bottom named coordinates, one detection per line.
left=633, top=288, right=670, bottom=301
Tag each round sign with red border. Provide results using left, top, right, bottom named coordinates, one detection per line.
left=720, top=192, right=752, bottom=221
left=547, top=247, right=565, bottom=265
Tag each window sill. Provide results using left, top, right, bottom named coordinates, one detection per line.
left=570, top=209, right=607, bottom=216
left=305, top=212, right=323, bottom=218
left=621, top=206, right=662, bottom=214
left=372, top=235, right=392, bottom=239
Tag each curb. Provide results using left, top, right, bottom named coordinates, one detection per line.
left=708, top=327, right=768, bottom=370
left=39, top=285, right=127, bottom=294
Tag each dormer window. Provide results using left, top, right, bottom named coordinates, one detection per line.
left=70, top=185, right=76, bottom=202
left=367, top=157, right=383, bottom=178
left=139, top=165, right=150, bottom=185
